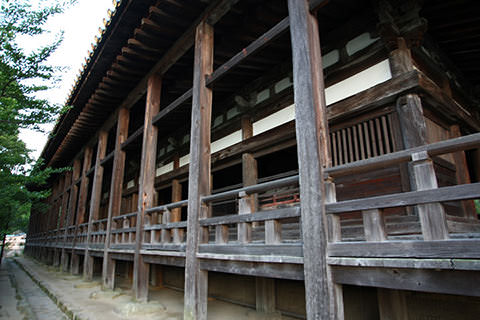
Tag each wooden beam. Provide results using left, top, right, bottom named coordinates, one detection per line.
left=288, top=0, right=334, bottom=319
left=328, top=239, right=480, bottom=259
left=331, top=266, right=480, bottom=297
left=206, top=17, right=290, bottom=87
left=84, top=131, right=108, bottom=281
left=184, top=21, right=213, bottom=320
left=133, top=74, right=162, bottom=301
left=102, top=107, right=129, bottom=289
left=326, top=183, right=480, bottom=214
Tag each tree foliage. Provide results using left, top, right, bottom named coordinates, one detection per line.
left=0, top=0, right=72, bottom=236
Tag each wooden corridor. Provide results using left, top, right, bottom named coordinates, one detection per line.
left=26, top=0, right=480, bottom=319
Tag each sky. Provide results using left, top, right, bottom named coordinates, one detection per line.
left=18, top=0, right=115, bottom=160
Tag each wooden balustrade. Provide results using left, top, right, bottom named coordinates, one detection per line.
left=142, top=200, right=189, bottom=249
left=111, top=212, right=137, bottom=247
left=29, top=133, right=480, bottom=279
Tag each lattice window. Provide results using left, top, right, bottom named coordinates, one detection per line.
left=330, top=115, right=395, bottom=166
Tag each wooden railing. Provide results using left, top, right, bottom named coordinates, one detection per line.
left=111, top=212, right=137, bottom=248
left=89, top=218, right=107, bottom=248
left=28, top=133, right=480, bottom=262
left=142, top=200, right=189, bottom=250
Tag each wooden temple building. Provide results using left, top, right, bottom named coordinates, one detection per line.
left=25, top=0, right=480, bottom=318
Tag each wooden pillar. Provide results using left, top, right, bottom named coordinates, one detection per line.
left=102, top=108, right=129, bottom=289
left=287, top=0, right=335, bottom=318
left=184, top=20, right=213, bottom=320
left=133, top=74, right=162, bottom=301
left=71, top=147, right=93, bottom=274
left=450, top=125, right=476, bottom=219
left=61, top=160, right=81, bottom=272
left=59, top=172, right=72, bottom=230
left=84, top=131, right=108, bottom=280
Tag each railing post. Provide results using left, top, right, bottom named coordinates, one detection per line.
left=133, top=74, right=161, bottom=301
left=325, top=177, right=344, bottom=320
left=102, top=107, right=129, bottom=289
left=411, top=151, right=449, bottom=240
left=184, top=19, right=213, bottom=320
left=237, top=191, right=253, bottom=243
left=288, top=0, right=337, bottom=318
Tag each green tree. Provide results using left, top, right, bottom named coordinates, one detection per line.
left=0, top=0, right=72, bottom=262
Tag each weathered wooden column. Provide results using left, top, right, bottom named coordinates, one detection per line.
left=71, top=147, right=93, bottom=274
left=102, top=108, right=129, bottom=289
left=55, top=173, right=70, bottom=267
left=47, top=180, right=59, bottom=264
left=133, top=74, right=162, bottom=301
left=184, top=20, right=213, bottom=320
left=61, top=159, right=81, bottom=272
left=287, top=0, right=336, bottom=319
left=84, top=131, right=108, bottom=280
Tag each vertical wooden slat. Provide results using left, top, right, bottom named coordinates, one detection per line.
left=337, top=129, right=343, bottom=164
left=341, top=129, right=348, bottom=163
left=347, top=127, right=354, bottom=163
left=375, top=117, right=385, bottom=155
left=352, top=125, right=359, bottom=161
left=358, top=123, right=365, bottom=160
left=184, top=20, right=213, bottom=320
left=331, top=132, right=338, bottom=166
left=363, top=121, right=371, bottom=158
left=381, top=116, right=391, bottom=154
left=133, top=74, right=162, bottom=301
left=369, top=120, right=378, bottom=157
left=102, top=107, right=130, bottom=290
left=288, top=0, right=336, bottom=318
